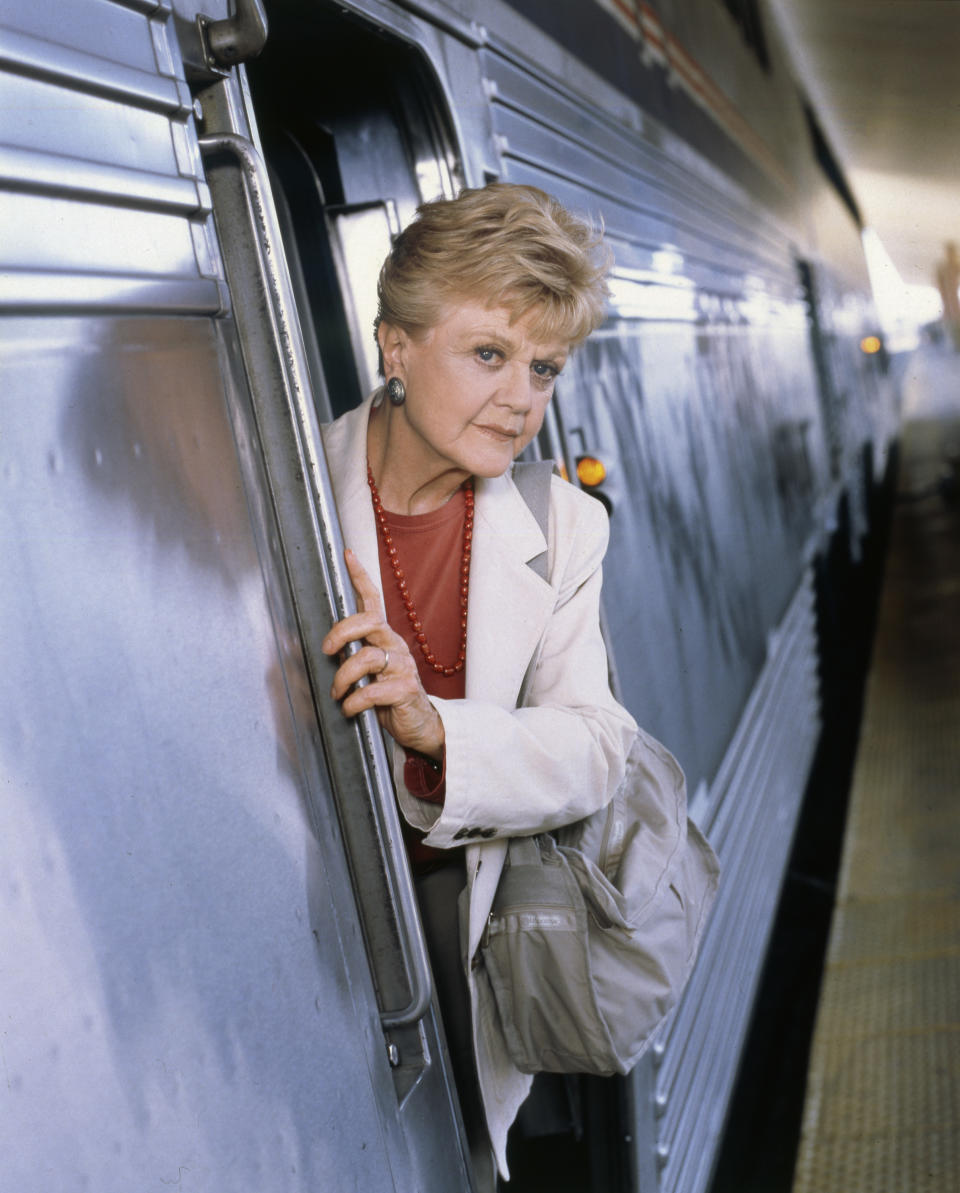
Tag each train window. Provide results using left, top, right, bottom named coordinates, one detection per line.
left=327, top=200, right=400, bottom=394
left=246, top=1, right=460, bottom=420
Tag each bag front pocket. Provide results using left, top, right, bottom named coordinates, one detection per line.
left=481, top=840, right=620, bottom=1075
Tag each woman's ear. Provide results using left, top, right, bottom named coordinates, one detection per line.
left=377, top=321, right=408, bottom=380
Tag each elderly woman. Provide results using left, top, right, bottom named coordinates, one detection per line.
left=320, top=183, right=636, bottom=1187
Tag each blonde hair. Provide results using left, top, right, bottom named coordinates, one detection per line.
left=375, top=183, right=611, bottom=363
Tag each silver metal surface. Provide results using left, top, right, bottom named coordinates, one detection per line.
left=0, top=0, right=225, bottom=315
left=555, top=318, right=826, bottom=794
left=1, top=23, right=192, bottom=114
left=0, top=315, right=405, bottom=1192
left=0, top=144, right=209, bottom=212
left=652, top=575, right=820, bottom=1193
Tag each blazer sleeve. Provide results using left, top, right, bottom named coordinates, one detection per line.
left=393, top=485, right=637, bottom=848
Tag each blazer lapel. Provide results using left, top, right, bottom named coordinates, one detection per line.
left=466, top=471, right=554, bottom=708
left=320, top=394, right=385, bottom=608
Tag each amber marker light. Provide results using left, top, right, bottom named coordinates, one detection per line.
left=576, top=455, right=607, bottom=487
left=860, top=335, right=882, bottom=355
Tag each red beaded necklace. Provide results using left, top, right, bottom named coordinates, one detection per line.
left=366, top=463, right=474, bottom=677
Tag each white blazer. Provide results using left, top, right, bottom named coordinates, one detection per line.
left=322, top=394, right=636, bottom=1176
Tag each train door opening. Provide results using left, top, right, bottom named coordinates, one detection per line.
left=245, top=1, right=461, bottom=420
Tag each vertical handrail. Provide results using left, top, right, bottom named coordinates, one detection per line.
left=198, top=131, right=431, bottom=1030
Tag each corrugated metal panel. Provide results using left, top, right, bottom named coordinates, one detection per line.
left=652, top=571, right=820, bottom=1193
left=479, top=44, right=795, bottom=294
left=0, top=0, right=225, bottom=313
left=557, top=314, right=824, bottom=793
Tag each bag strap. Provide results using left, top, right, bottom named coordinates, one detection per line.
left=512, top=460, right=555, bottom=708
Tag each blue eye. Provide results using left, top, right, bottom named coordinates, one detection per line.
left=476, top=346, right=501, bottom=363
left=532, top=361, right=560, bottom=379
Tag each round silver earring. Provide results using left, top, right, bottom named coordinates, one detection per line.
left=386, top=377, right=406, bottom=406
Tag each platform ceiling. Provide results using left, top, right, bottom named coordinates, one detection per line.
left=768, top=0, right=960, bottom=288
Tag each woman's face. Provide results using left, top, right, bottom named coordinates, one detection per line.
left=378, top=299, right=570, bottom=480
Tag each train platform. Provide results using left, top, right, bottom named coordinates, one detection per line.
left=791, top=345, right=960, bottom=1192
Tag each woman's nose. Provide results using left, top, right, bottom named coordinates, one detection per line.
left=496, top=363, right=533, bottom=411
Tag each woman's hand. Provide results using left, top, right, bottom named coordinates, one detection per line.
left=321, top=549, right=445, bottom=761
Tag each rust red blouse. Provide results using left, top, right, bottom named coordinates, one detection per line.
left=375, top=486, right=469, bottom=868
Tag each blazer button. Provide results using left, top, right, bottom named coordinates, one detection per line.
left=479, top=828, right=496, bottom=839
left=453, top=827, right=470, bottom=841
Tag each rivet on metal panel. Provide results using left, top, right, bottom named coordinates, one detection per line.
left=482, top=78, right=499, bottom=100
left=654, top=1092, right=668, bottom=1118
left=651, top=1039, right=666, bottom=1067
left=655, top=1144, right=670, bottom=1171
left=495, top=134, right=510, bottom=156
left=470, top=22, right=489, bottom=44
left=387, top=1043, right=401, bottom=1068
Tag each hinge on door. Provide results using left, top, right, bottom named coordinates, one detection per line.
left=197, top=0, right=268, bottom=72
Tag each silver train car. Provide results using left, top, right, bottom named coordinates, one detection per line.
left=1, top=1, right=898, bottom=1190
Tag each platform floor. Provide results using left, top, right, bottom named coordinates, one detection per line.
left=792, top=348, right=960, bottom=1192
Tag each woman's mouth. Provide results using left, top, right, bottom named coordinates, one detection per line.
left=476, top=424, right=519, bottom=442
